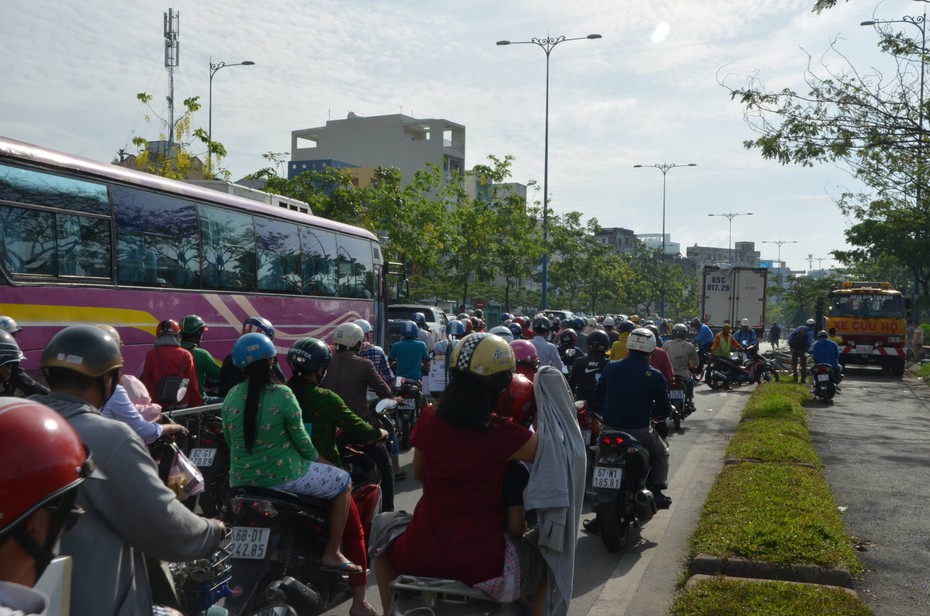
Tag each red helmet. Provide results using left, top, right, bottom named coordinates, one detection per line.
left=157, top=319, right=181, bottom=337
left=496, top=373, right=536, bottom=427
left=0, top=398, right=89, bottom=537
left=463, top=318, right=474, bottom=335
left=559, top=328, right=578, bottom=346
left=510, top=340, right=539, bottom=367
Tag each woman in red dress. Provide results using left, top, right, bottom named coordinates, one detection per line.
left=375, top=332, right=539, bottom=612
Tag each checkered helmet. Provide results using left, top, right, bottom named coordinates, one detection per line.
left=449, top=332, right=515, bottom=377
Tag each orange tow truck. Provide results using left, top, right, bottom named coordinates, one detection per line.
left=825, top=282, right=907, bottom=377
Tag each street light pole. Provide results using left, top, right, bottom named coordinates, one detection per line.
left=862, top=7, right=926, bottom=313
left=497, top=34, right=602, bottom=310
left=208, top=59, right=255, bottom=170
left=761, top=239, right=797, bottom=287
left=633, top=162, right=697, bottom=317
left=707, top=212, right=753, bottom=264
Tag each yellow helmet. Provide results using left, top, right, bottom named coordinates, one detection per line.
left=449, top=332, right=515, bottom=377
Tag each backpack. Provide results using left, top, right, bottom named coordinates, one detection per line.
left=788, top=328, right=809, bottom=350
left=155, top=348, right=190, bottom=407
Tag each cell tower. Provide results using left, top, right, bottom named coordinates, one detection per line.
left=164, top=8, right=180, bottom=149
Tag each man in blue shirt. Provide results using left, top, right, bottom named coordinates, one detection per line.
left=811, top=330, right=842, bottom=389
left=388, top=320, right=429, bottom=382
left=733, top=318, right=758, bottom=348
left=593, top=328, right=672, bottom=509
left=529, top=315, right=564, bottom=371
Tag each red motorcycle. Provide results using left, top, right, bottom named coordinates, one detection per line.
left=704, top=345, right=780, bottom=390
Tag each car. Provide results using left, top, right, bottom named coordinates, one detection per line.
left=386, top=304, right=449, bottom=351
left=544, top=309, right=575, bottom=323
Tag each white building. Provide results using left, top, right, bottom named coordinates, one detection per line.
left=636, top=233, right=680, bottom=256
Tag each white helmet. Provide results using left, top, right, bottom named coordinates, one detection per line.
left=603, top=316, right=616, bottom=327
left=806, top=318, right=816, bottom=327
left=334, top=322, right=365, bottom=349
left=489, top=325, right=514, bottom=343
left=740, top=318, right=750, bottom=327
left=0, top=317, right=21, bottom=335
left=626, top=328, right=657, bottom=354
left=353, top=319, right=373, bottom=335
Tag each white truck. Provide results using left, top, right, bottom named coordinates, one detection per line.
left=700, top=265, right=768, bottom=332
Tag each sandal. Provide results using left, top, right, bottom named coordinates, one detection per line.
left=320, top=560, right=364, bottom=575
left=394, top=470, right=408, bottom=481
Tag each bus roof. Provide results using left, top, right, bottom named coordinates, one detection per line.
left=0, top=135, right=377, bottom=242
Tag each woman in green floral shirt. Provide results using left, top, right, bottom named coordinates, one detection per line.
left=223, top=333, right=361, bottom=574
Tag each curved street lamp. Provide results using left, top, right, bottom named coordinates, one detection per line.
left=761, top=239, right=797, bottom=287
left=707, top=212, right=753, bottom=264
left=496, top=34, right=602, bottom=310
left=208, top=59, right=255, bottom=167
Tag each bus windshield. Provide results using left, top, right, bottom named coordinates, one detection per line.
left=829, top=293, right=905, bottom=319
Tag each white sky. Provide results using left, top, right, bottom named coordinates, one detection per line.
left=1, top=0, right=920, bottom=274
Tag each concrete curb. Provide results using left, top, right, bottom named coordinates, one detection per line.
left=689, top=553, right=854, bottom=589
left=684, top=573, right=860, bottom=597
left=723, top=457, right=817, bottom=469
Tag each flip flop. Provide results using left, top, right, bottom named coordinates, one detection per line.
left=320, top=560, right=363, bottom=575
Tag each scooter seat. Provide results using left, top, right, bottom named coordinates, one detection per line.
left=232, top=485, right=329, bottom=512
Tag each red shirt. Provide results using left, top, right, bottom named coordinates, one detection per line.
left=387, top=406, right=531, bottom=585
left=141, top=345, right=203, bottom=408
left=649, top=347, right=675, bottom=385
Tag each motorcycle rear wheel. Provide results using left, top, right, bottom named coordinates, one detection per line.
left=759, top=366, right=780, bottom=384
left=706, top=368, right=726, bottom=391
left=599, top=499, right=631, bottom=553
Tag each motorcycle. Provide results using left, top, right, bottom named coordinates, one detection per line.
left=812, top=363, right=837, bottom=403
left=704, top=345, right=779, bottom=390
left=575, top=400, right=603, bottom=499
left=222, top=405, right=388, bottom=615
left=667, top=376, right=692, bottom=432
left=592, top=426, right=659, bottom=552
left=188, top=410, right=231, bottom=518
left=388, top=575, right=520, bottom=615
left=393, top=377, right=422, bottom=450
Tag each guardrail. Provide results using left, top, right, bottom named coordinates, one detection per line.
left=165, top=403, right=223, bottom=419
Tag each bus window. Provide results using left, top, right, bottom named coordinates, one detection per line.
left=0, top=207, right=57, bottom=276
left=299, top=226, right=337, bottom=297
left=256, top=216, right=301, bottom=293
left=0, top=162, right=109, bottom=215
left=200, top=205, right=256, bottom=291
left=113, top=185, right=200, bottom=287
left=336, top=235, right=374, bottom=298
left=56, top=214, right=111, bottom=278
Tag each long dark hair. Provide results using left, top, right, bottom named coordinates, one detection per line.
left=436, top=370, right=511, bottom=432
left=243, top=359, right=280, bottom=453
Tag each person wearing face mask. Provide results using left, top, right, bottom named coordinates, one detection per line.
left=29, top=325, right=225, bottom=616
left=0, top=397, right=91, bottom=616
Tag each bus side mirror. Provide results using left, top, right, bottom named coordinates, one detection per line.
left=397, top=278, right=409, bottom=299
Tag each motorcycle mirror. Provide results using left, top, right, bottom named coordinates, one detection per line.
left=375, top=399, right=398, bottom=414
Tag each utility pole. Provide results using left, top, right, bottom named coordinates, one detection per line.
left=807, top=254, right=814, bottom=276
left=164, top=9, right=180, bottom=150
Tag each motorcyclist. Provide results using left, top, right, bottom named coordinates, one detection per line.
left=511, top=339, right=540, bottom=382
left=507, top=321, right=524, bottom=341
left=412, top=312, right=435, bottom=352
left=609, top=320, right=636, bottom=360
left=322, top=322, right=399, bottom=507
left=0, top=330, right=49, bottom=397
left=733, top=318, right=758, bottom=349
left=557, top=328, right=582, bottom=372
left=389, top=321, right=430, bottom=382
left=568, top=329, right=611, bottom=411
left=644, top=324, right=675, bottom=384
left=31, top=325, right=224, bottom=615
left=179, top=314, right=223, bottom=403
left=663, top=323, right=699, bottom=411
left=355, top=318, right=394, bottom=386
left=140, top=319, right=203, bottom=409
left=811, top=330, right=843, bottom=390
left=219, top=316, right=286, bottom=396
left=495, top=371, right=537, bottom=428
left=529, top=315, right=564, bottom=370
left=591, top=328, right=672, bottom=514
left=490, top=325, right=515, bottom=343
left=571, top=317, right=589, bottom=353
left=712, top=322, right=744, bottom=358
left=692, top=318, right=714, bottom=359
left=602, top=316, right=619, bottom=345
left=286, top=337, right=387, bottom=616
left=0, top=398, right=90, bottom=615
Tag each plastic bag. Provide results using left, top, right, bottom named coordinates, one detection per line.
left=167, top=443, right=204, bottom=501
left=121, top=374, right=162, bottom=421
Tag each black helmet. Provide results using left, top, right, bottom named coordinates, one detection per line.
left=587, top=330, right=610, bottom=353
left=532, top=315, right=552, bottom=332
left=40, top=325, right=124, bottom=377
left=0, top=330, right=25, bottom=367
left=672, top=323, right=688, bottom=338
left=287, top=338, right=332, bottom=372
left=619, top=320, right=636, bottom=333
left=691, top=318, right=701, bottom=328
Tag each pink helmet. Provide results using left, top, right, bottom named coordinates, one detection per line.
left=510, top=339, right=539, bottom=367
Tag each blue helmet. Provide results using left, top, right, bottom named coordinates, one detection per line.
left=232, top=333, right=276, bottom=369
left=572, top=317, right=586, bottom=331
left=401, top=320, right=419, bottom=339
left=507, top=322, right=523, bottom=339
left=242, top=316, right=275, bottom=340
left=619, top=320, right=636, bottom=333
left=413, top=312, right=427, bottom=325
left=446, top=319, right=467, bottom=337
left=501, top=312, right=514, bottom=324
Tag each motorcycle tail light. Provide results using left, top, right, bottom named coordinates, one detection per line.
left=205, top=420, right=224, bottom=436
left=601, top=435, right=625, bottom=447
left=200, top=437, right=215, bottom=447
left=231, top=497, right=278, bottom=518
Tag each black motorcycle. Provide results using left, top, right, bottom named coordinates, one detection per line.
left=812, top=363, right=837, bottom=403
left=393, top=377, right=422, bottom=450
left=188, top=410, right=231, bottom=518
left=592, top=428, right=658, bottom=552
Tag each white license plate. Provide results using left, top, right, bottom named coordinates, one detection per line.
left=817, top=373, right=831, bottom=382
left=188, top=447, right=217, bottom=467
left=669, top=389, right=685, bottom=400
left=592, top=466, right=622, bottom=490
left=230, top=527, right=270, bottom=560
left=855, top=345, right=873, bottom=354
left=580, top=429, right=592, bottom=445
left=397, top=399, right=416, bottom=410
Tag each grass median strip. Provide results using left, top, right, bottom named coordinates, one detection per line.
left=678, top=381, right=869, bottom=613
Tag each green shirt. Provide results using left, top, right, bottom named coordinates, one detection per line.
left=222, top=382, right=318, bottom=488
left=289, top=376, right=382, bottom=469
left=182, top=342, right=222, bottom=396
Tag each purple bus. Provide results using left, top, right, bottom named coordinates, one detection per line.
left=0, top=136, right=406, bottom=376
